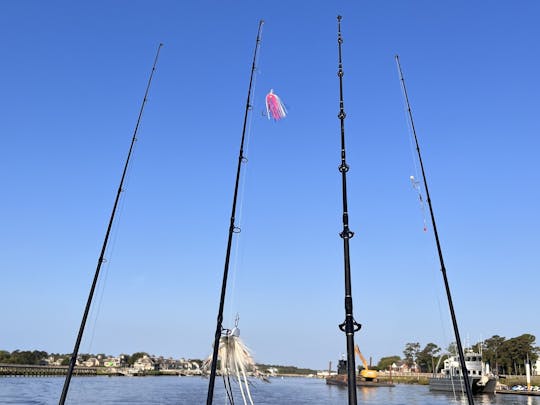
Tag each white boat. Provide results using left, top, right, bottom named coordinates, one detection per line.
left=429, top=350, right=497, bottom=394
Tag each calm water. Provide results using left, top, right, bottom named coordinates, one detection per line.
left=0, top=376, right=539, bottom=405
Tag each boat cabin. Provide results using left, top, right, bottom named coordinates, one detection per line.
left=442, top=351, right=487, bottom=377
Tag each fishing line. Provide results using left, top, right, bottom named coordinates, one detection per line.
left=395, top=55, right=475, bottom=404
left=396, top=58, right=456, bottom=399
left=227, top=30, right=263, bottom=329
left=221, top=61, right=263, bottom=404
left=85, top=147, right=136, bottom=354
left=78, top=120, right=140, bottom=405
left=206, top=21, right=265, bottom=405
left=396, top=60, right=428, bottom=233
left=60, top=43, right=163, bottom=405
left=398, top=67, right=450, bottom=385
left=395, top=59, right=420, bottom=177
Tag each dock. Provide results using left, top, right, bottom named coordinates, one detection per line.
left=0, top=363, right=97, bottom=377
left=496, top=390, right=540, bottom=396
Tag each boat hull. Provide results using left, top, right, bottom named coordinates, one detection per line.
left=326, top=375, right=395, bottom=388
left=429, top=376, right=496, bottom=394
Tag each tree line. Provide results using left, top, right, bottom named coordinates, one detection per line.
left=473, top=334, right=538, bottom=375
left=0, top=350, right=50, bottom=365
left=375, top=334, right=539, bottom=374
left=0, top=350, right=317, bottom=374
left=0, top=350, right=196, bottom=366
left=256, top=363, right=317, bottom=375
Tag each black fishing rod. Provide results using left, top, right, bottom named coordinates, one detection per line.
left=395, top=55, right=475, bottom=405
left=336, top=15, right=361, bottom=405
left=59, top=43, right=163, bottom=405
left=206, top=20, right=264, bottom=405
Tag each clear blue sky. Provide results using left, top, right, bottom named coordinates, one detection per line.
left=1, top=1, right=539, bottom=371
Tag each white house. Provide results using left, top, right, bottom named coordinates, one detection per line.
left=133, top=355, right=157, bottom=371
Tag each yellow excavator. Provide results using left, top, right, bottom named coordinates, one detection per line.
left=355, top=344, right=378, bottom=381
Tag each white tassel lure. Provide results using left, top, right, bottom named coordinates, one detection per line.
left=204, top=327, right=264, bottom=405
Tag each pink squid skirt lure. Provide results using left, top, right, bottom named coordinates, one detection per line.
left=265, top=89, right=287, bottom=120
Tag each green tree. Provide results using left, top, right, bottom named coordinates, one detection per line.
left=0, top=350, right=10, bottom=362
left=501, top=334, right=537, bottom=374
left=118, top=354, right=130, bottom=367
left=376, top=356, right=401, bottom=371
left=481, top=335, right=506, bottom=374
left=446, top=342, right=457, bottom=355
left=479, top=334, right=538, bottom=374
left=79, top=353, right=94, bottom=362
left=8, top=350, right=48, bottom=365
left=128, top=352, right=149, bottom=366
left=403, top=342, right=420, bottom=367
left=416, top=343, right=441, bottom=373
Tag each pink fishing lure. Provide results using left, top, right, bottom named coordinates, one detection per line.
left=265, top=89, right=287, bottom=120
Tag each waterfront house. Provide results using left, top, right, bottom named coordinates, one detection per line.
left=155, top=356, right=178, bottom=370
left=103, top=356, right=127, bottom=368
left=393, top=361, right=420, bottom=373
left=133, top=355, right=158, bottom=371
left=82, top=357, right=100, bottom=367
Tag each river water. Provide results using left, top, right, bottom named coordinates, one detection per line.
left=0, top=376, right=538, bottom=404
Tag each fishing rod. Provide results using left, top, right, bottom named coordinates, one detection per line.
left=395, top=55, right=475, bottom=405
left=206, top=20, right=264, bottom=405
left=336, top=15, right=361, bottom=405
left=59, top=43, right=163, bottom=405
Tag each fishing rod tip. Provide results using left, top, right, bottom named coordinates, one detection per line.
left=337, top=15, right=342, bottom=21
left=259, top=19, right=265, bottom=25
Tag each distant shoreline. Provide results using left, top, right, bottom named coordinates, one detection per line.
left=4, top=363, right=538, bottom=389
left=0, top=363, right=313, bottom=378
left=0, top=363, right=195, bottom=377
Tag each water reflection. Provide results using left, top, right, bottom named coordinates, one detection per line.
left=429, top=390, right=540, bottom=405
left=1, top=377, right=539, bottom=404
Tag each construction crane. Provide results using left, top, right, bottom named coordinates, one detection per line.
left=355, top=344, right=378, bottom=381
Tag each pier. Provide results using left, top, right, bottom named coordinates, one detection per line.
left=0, top=363, right=97, bottom=377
